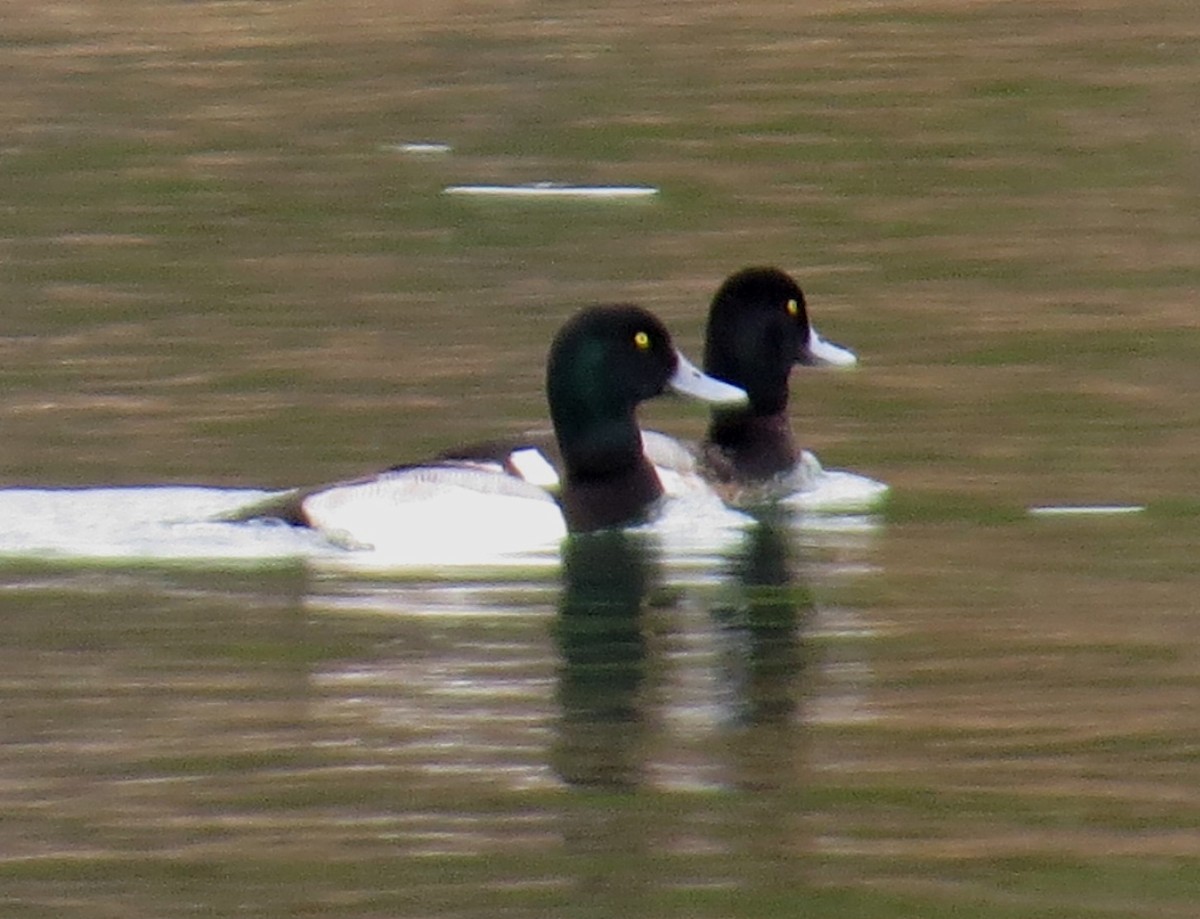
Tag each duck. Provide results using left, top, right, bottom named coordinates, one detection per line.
left=693, top=266, right=852, bottom=483
left=678, top=266, right=888, bottom=510
left=230, top=304, right=749, bottom=560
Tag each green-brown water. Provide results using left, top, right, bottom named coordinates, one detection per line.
left=2, top=1, right=1198, bottom=916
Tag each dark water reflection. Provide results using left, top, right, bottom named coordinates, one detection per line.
left=713, top=511, right=813, bottom=731
left=548, top=521, right=828, bottom=914
left=554, top=518, right=825, bottom=793
left=555, top=531, right=655, bottom=790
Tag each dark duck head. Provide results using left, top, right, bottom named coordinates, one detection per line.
left=701, top=267, right=855, bottom=483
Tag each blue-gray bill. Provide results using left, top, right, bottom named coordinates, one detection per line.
left=803, top=327, right=857, bottom=368
left=668, top=351, right=749, bottom=406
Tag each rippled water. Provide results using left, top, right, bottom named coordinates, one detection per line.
left=2, top=1, right=1199, bottom=917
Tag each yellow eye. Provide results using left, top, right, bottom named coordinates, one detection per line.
left=633, top=330, right=651, bottom=350
left=786, top=299, right=799, bottom=317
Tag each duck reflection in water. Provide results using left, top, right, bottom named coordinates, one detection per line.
left=553, top=530, right=659, bottom=790
left=552, top=514, right=816, bottom=792
left=714, top=509, right=814, bottom=730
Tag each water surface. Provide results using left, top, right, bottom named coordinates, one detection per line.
left=1, top=1, right=1198, bottom=916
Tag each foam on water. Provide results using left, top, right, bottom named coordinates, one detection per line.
left=0, top=487, right=328, bottom=563
left=783, top=468, right=891, bottom=514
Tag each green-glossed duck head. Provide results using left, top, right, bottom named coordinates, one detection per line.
left=703, top=267, right=855, bottom=416
left=546, top=304, right=745, bottom=481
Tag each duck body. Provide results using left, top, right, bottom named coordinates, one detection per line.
left=233, top=304, right=750, bottom=560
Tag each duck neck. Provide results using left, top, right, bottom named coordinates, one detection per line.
left=560, top=454, right=663, bottom=532
left=553, top=414, right=664, bottom=532
left=706, top=407, right=800, bottom=481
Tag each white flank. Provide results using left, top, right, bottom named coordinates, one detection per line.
left=301, top=468, right=567, bottom=563
left=508, top=448, right=560, bottom=488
